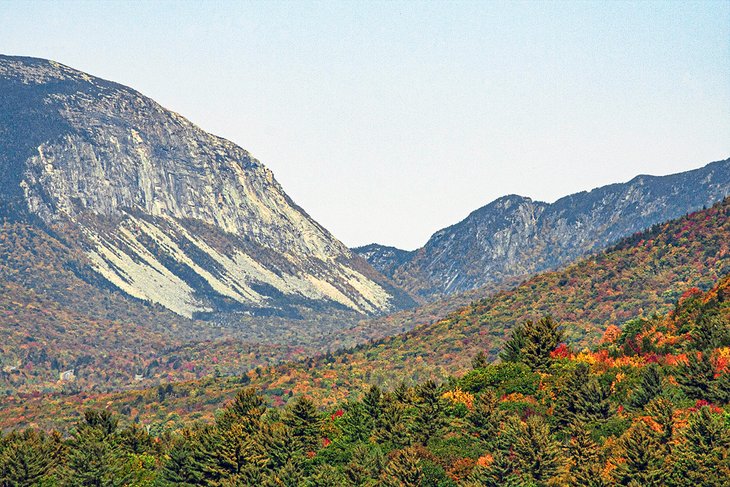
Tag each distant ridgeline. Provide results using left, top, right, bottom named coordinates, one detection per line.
left=0, top=273, right=728, bottom=485
left=356, top=158, right=730, bottom=300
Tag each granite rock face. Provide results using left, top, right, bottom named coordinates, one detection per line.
left=356, top=159, right=730, bottom=299
left=0, top=55, right=412, bottom=318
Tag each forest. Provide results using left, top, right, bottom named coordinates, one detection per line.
left=2, top=273, right=729, bottom=486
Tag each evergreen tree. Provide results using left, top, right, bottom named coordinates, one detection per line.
left=629, top=363, right=663, bottom=410
left=0, top=429, right=64, bottom=486
left=217, top=388, right=266, bottom=433
left=159, top=435, right=205, bottom=487
left=283, top=397, right=322, bottom=454
left=380, top=447, right=424, bottom=487
left=412, top=380, right=443, bottom=444
left=62, top=409, right=127, bottom=487
left=563, top=423, right=607, bottom=487
left=611, top=421, right=666, bottom=486
left=644, top=397, right=674, bottom=448
left=339, top=401, right=372, bottom=444
left=362, top=385, right=382, bottom=423
left=467, top=390, right=502, bottom=443
left=373, top=399, right=411, bottom=450
left=465, top=451, right=520, bottom=487
left=669, top=406, right=730, bottom=486
left=520, top=316, right=564, bottom=371
left=502, top=415, right=563, bottom=485
left=499, top=323, right=526, bottom=364
left=676, top=352, right=716, bottom=400
left=556, top=363, right=612, bottom=427
left=472, top=351, right=489, bottom=369
left=344, top=444, right=384, bottom=486
left=692, top=313, right=730, bottom=351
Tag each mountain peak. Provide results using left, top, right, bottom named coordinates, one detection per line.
left=0, top=56, right=412, bottom=317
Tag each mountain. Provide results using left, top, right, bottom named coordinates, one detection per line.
left=0, top=55, right=414, bottom=319
left=6, top=198, right=729, bottom=430
left=355, top=160, right=730, bottom=299
left=351, top=243, right=414, bottom=278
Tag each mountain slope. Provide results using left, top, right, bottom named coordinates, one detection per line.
left=0, top=55, right=412, bottom=319
left=356, top=160, right=730, bottom=299
left=6, top=198, right=730, bottom=430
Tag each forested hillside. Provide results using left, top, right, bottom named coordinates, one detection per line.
left=1, top=273, right=728, bottom=485
left=2, top=199, right=729, bottom=433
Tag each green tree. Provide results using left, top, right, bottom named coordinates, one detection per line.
left=380, top=447, right=424, bottom=487
left=283, top=397, right=322, bottom=454
left=611, top=421, right=666, bottom=486
left=629, top=364, right=663, bottom=410
left=502, top=415, right=563, bottom=485
left=669, top=406, right=730, bottom=486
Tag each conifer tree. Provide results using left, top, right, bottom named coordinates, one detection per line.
left=500, top=323, right=526, bottom=364
left=465, top=451, right=520, bottom=487
left=611, top=421, right=666, bottom=486
left=676, top=352, right=716, bottom=400
left=0, top=429, right=63, bottom=486
left=344, top=444, right=384, bottom=485
left=669, top=406, right=730, bottom=486
left=62, top=409, right=127, bottom=487
left=339, top=401, right=372, bottom=443
left=502, top=415, right=563, bottom=485
left=362, top=385, right=382, bottom=423
left=520, top=316, right=564, bottom=371
left=629, top=363, right=663, bottom=410
left=283, top=397, right=322, bottom=454
left=563, top=423, right=607, bottom=487
left=472, top=351, right=489, bottom=369
left=467, top=390, right=502, bottom=442
left=373, top=400, right=411, bottom=450
left=412, top=380, right=443, bottom=443
left=380, top=447, right=424, bottom=487
left=645, top=397, right=674, bottom=448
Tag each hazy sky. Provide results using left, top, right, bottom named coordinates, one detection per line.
left=2, top=1, right=729, bottom=249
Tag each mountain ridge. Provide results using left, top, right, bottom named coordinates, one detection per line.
left=0, top=54, right=414, bottom=319
left=356, top=158, right=730, bottom=299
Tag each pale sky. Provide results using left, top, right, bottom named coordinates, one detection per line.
left=1, top=1, right=729, bottom=250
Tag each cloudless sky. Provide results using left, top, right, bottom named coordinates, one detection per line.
left=1, top=1, right=729, bottom=249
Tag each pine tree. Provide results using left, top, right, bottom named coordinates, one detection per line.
left=467, top=389, right=502, bottom=443
left=344, top=444, right=384, bottom=486
left=362, top=385, right=382, bottom=423
left=217, top=388, right=266, bottom=433
left=676, top=352, right=716, bottom=400
left=283, top=397, right=322, bottom=454
left=0, top=429, right=63, bottom=486
left=472, top=351, right=489, bottom=369
left=556, top=364, right=612, bottom=427
left=645, top=397, right=674, bottom=448
left=520, top=316, right=564, bottom=371
left=668, top=406, right=730, bottom=486
left=502, top=415, right=563, bottom=485
left=339, top=401, right=372, bottom=444
left=412, top=380, right=443, bottom=444
left=380, top=447, right=424, bottom=487
left=692, top=313, right=730, bottom=351
left=373, top=399, right=411, bottom=450
left=500, top=323, right=526, bottom=363
left=465, top=451, right=520, bottom=487
left=563, top=423, right=607, bottom=487
left=62, top=409, right=126, bottom=487
left=629, top=363, right=663, bottom=410
left=611, top=421, right=666, bottom=486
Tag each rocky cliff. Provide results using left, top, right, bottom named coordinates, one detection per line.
left=355, top=159, right=730, bottom=299
left=0, top=55, right=412, bottom=318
